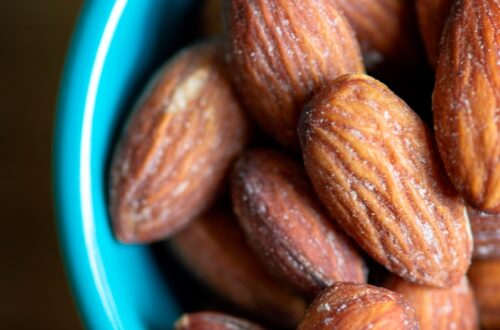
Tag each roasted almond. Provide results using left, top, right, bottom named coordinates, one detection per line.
left=333, top=0, right=420, bottom=71
left=385, top=275, right=478, bottom=329
left=299, top=74, right=472, bottom=287
left=174, top=311, right=264, bottom=330
left=109, top=42, right=248, bottom=243
left=169, top=208, right=307, bottom=327
left=298, top=282, right=418, bottom=329
left=468, top=207, right=500, bottom=259
left=224, top=0, right=364, bottom=148
left=415, top=0, right=454, bottom=68
left=432, top=0, right=500, bottom=213
left=468, top=259, right=500, bottom=330
left=231, top=149, right=366, bottom=296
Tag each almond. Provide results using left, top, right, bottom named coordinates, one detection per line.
left=298, top=282, right=418, bottom=329
left=468, top=259, right=500, bottom=330
left=333, top=0, right=420, bottom=71
left=299, top=74, right=472, bottom=287
left=231, top=149, right=366, bottom=296
left=109, top=42, right=248, bottom=243
left=224, top=0, right=364, bottom=148
left=174, top=311, right=264, bottom=330
left=432, top=0, right=500, bottom=213
left=415, top=0, right=454, bottom=68
left=468, top=207, right=500, bottom=259
left=385, top=275, right=478, bottom=329
left=169, top=208, right=307, bottom=327
left=201, top=0, right=223, bottom=37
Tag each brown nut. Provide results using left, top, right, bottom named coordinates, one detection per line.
left=468, top=259, right=500, bottom=330
left=415, top=0, right=454, bottom=68
left=299, top=73, right=472, bottom=287
left=231, top=149, right=366, bottom=296
left=174, top=311, right=264, bottom=330
left=385, top=275, right=478, bottom=329
left=201, top=0, right=223, bottom=37
left=169, top=208, right=307, bottom=327
left=333, top=0, right=420, bottom=71
left=109, top=42, right=248, bottom=243
left=298, top=282, right=418, bottom=330
left=468, top=207, right=500, bottom=259
left=432, top=0, right=500, bottom=213
left=224, top=0, right=364, bottom=148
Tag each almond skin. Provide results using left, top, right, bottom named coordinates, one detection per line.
left=109, top=42, right=248, bottom=243
left=415, top=0, right=454, bottom=68
left=224, top=0, right=364, bottom=148
left=433, top=0, right=500, bottom=213
left=385, top=276, right=478, bottom=329
left=169, top=208, right=307, bottom=327
left=174, top=312, right=264, bottom=330
left=231, top=149, right=366, bottom=296
left=299, top=74, right=472, bottom=287
left=298, top=282, right=418, bottom=330
left=468, top=260, right=500, bottom=330
left=333, top=0, right=420, bottom=71
left=468, top=207, right=500, bottom=259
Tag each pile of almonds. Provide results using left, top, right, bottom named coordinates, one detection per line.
left=109, top=0, right=499, bottom=329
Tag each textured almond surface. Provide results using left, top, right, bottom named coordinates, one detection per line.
left=169, top=209, right=306, bottom=327
left=333, top=0, right=419, bottom=71
left=109, top=42, right=247, bottom=243
left=385, top=276, right=478, bottom=329
left=468, top=207, right=500, bottom=259
left=468, top=260, right=500, bottom=330
left=225, top=0, right=364, bottom=147
left=174, top=312, right=264, bottom=330
left=231, top=149, right=366, bottom=296
left=416, top=0, right=454, bottom=68
left=299, top=74, right=472, bottom=287
left=433, top=0, right=500, bottom=213
left=298, top=282, right=418, bottom=330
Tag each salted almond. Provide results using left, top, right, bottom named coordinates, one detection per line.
left=468, top=207, right=500, bottom=259
left=169, top=208, right=307, bottom=327
left=333, top=0, right=420, bottom=71
left=109, top=42, right=248, bottom=243
left=433, top=0, right=500, bottom=213
left=385, top=275, right=478, bottom=329
left=299, top=74, right=472, bottom=287
left=225, top=0, right=364, bottom=148
left=231, top=149, right=366, bottom=296
left=174, top=311, right=264, bottom=330
left=298, top=282, right=418, bottom=329
left=468, top=260, right=500, bottom=330
left=415, top=0, right=454, bottom=68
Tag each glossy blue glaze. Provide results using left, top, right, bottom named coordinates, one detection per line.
left=54, top=1, right=196, bottom=328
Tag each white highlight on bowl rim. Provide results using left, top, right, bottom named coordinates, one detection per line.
left=80, top=1, right=127, bottom=328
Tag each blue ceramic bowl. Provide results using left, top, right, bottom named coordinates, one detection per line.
left=54, top=1, right=198, bottom=328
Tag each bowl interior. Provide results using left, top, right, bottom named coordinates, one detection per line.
left=54, top=1, right=199, bottom=329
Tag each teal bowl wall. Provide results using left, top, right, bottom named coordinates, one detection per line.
left=53, top=1, right=198, bottom=328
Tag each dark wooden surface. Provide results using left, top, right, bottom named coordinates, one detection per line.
left=0, top=1, right=83, bottom=328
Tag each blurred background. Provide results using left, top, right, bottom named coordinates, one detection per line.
left=1, top=1, right=83, bottom=328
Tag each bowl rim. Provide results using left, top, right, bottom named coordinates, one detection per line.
left=53, top=1, right=135, bottom=328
